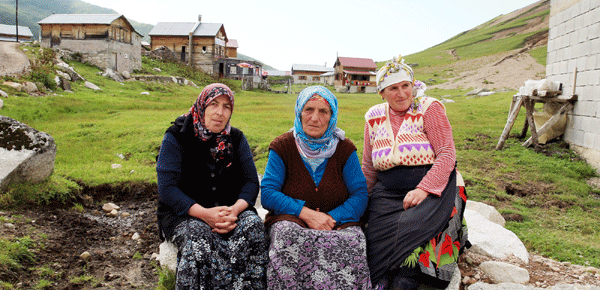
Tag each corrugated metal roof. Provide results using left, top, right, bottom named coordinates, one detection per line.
left=37, top=14, right=122, bottom=25
left=149, top=22, right=224, bottom=37
left=192, top=23, right=224, bottom=37
left=0, top=24, right=34, bottom=37
left=149, top=22, right=196, bottom=36
left=337, top=57, right=377, bottom=70
left=291, top=64, right=334, bottom=73
left=343, top=70, right=376, bottom=76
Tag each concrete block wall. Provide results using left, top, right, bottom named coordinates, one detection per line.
left=547, top=0, right=600, bottom=169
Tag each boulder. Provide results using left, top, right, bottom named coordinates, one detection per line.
left=0, top=116, right=57, bottom=190
left=85, top=81, right=101, bottom=91
left=466, top=200, right=506, bottom=226
left=0, top=89, right=9, bottom=97
left=479, top=261, right=530, bottom=284
left=22, top=82, right=38, bottom=94
left=464, top=209, right=529, bottom=263
left=102, top=69, right=124, bottom=82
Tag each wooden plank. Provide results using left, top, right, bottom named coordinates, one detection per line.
left=522, top=97, right=540, bottom=149
left=522, top=102, right=574, bottom=147
left=495, top=95, right=525, bottom=150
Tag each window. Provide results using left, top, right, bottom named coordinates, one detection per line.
left=230, top=66, right=237, bottom=74
left=202, top=46, right=207, bottom=53
left=299, top=76, right=307, bottom=80
left=312, top=77, right=320, bottom=81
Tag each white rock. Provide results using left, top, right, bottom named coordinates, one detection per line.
left=0, top=98, right=3, bottom=109
left=111, top=164, right=122, bottom=169
left=158, top=241, right=178, bottom=272
left=479, top=261, right=530, bottom=284
left=466, top=200, right=506, bottom=226
left=0, top=89, right=7, bottom=97
left=4, top=223, right=15, bottom=229
left=108, top=209, right=119, bottom=217
left=80, top=251, right=91, bottom=260
left=464, top=209, right=529, bottom=263
left=102, top=202, right=120, bottom=212
left=131, top=232, right=140, bottom=240
left=84, top=81, right=101, bottom=90
left=140, top=92, right=150, bottom=95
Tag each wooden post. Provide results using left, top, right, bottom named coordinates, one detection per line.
left=495, top=95, right=525, bottom=150
left=522, top=96, right=539, bottom=149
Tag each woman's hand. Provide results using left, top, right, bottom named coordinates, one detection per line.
left=299, top=207, right=336, bottom=230
left=189, top=204, right=238, bottom=234
left=403, top=188, right=429, bottom=210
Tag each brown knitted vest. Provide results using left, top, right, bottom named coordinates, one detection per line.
left=263, top=131, right=358, bottom=230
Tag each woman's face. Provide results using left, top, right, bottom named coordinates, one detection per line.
left=301, top=99, right=331, bottom=139
left=204, top=95, right=232, bottom=133
left=380, top=81, right=414, bottom=111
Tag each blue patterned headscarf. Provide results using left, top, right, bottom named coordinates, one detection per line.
left=293, top=86, right=345, bottom=158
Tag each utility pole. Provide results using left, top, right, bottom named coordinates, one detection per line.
left=15, top=0, right=19, bottom=42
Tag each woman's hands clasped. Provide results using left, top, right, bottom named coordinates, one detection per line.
left=299, top=207, right=336, bottom=231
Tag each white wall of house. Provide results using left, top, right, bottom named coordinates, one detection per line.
left=547, top=0, right=600, bottom=170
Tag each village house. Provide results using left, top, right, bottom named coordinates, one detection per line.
left=291, top=64, right=334, bottom=85
left=149, top=16, right=261, bottom=79
left=37, top=14, right=142, bottom=73
left=334, top=56, right=377, bottom=93
left=0, top=24, right=34, bottom=42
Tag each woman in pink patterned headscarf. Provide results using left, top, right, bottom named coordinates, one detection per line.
left=157, top=83, right=268, bottom=290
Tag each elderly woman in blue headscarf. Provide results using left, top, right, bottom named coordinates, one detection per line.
left=261, top=86, right=371, bottom=289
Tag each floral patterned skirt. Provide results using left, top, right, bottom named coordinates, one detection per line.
left=171, top=210, right=268, bottom=290
left=266, top=221, right=372, bottom=290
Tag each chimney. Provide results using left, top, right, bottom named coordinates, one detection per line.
left=198, top=15, right=202, bottom=22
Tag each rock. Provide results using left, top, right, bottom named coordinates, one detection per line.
left=479, top=261, right=530, bottom=284
left=140, top=92, right=150, bottom=95
left=0, top=116, right=57, bottom=191
left=153, top=68, right=162, bottom=72
left=111, top=164, right=122, bottom=169
left=466, top=88, right=488, bottom=96
left=464, top=209, right=529, bottom=263
left=121, top=71, right=131, bottom=79
left=131, top=232, right=140, bottom=240
left=59, top=77, right=72, bottom=91
left=102, top=203, right=120, bottom=212
left=80, top=251, right=91, bottom=261
left=2, top=81, right=22, bottom=91
left=0, top=89, right=8, bottom=97
left=4, top=223, right=15, bottom=229
left=22, top=82, right=38, bottom=94
left=56, top=70, right=71, bottom=81
left=0, top=99, right=3, bottom=109
left=120, top=212, right=130, bottom=218
left=158, top=241, right=178, bottom=272
left=102, top=68, right=124, bottom=82
left=107, top=209, right=119, bottom=217
left=85, top=81, right=101, bottom=90
left=478, top=91, right=496, bottom=96
left=466, top=200, right=506, bottom=226
left=441, top=98, right=455, bottom=103
left=56, top=62, right=85, bottom=81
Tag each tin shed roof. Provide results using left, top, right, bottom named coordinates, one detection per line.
left=149, top=22, right=225, bottom=37
left=0, top=24, right=34, bottom=37
left=38, top=14, right=122, bottom=25
left=291, top=64, right=334, bottom=73
left=337, top=57, right=377, bottom=70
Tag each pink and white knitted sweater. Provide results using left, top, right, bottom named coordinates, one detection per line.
left=361, top=98, right=456, bottom=196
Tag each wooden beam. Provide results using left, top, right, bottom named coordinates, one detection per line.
left=495, top=95, right=525, bottom=150
left=522, top=97, right=540, bottom=149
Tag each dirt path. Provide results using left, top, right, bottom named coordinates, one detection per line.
left=0, top=41, right=31, bottom=76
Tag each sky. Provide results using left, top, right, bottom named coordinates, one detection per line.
left=80, top=0, right=542, bottom=71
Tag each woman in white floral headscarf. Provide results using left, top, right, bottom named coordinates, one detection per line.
left=362, top=56, right=470, bottom=290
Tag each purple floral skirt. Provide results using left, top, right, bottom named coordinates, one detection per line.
left=266, top=220, right=372, bottom=290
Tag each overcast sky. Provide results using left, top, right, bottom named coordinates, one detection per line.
left=81, top=0, right=542, bottom=71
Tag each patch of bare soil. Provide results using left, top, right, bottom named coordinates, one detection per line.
left=0, top=184, right=161, bottom=289
left=0, top=41, right=30, bottom=76
left=431, top=50, right=546, bottom=91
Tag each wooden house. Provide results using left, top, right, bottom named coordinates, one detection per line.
left=334, top=56, right=377, bottom=93
left=37, top=14, right=142, bottom=73
left=149, top=16, right=234, bottom=77
left=291, top=64, right=334, bottom=85
left=0, top=24, right=34, bottom=42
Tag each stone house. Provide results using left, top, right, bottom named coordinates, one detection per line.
left=37, top=14, right=142, bottom=73
left=546, top=0, right=600, bottom=170
left=0, top=24, right=34, bottom=42
left=291, top=64, right=334, bottom=85
left=333, top=56, right=377, bottom=93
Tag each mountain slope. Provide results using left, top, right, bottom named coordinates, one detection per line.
left=400, top=0, right=550, bottom=90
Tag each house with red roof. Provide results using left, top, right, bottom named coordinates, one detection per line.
left=334, top=56, right=377, bottom=93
